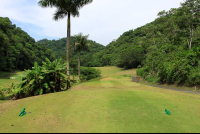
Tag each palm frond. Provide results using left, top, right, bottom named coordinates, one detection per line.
left=53, top=7, right=68, bottom=21
left=39, top=0, right=93, bottom=22
left=29, top=79, right=35, bottom=85
left=38, top=0, right=57, bottom=8
left=74, top=32, right=91, bottom=52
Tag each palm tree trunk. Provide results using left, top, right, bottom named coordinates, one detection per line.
left=67, top=12, right=71, bottom=88
left=78, top=51, right=81, bottom=81
left=67, top=13, right=71, bottom=77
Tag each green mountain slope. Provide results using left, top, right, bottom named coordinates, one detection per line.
left=92, top=0, right=200, bottom=86
left=36, top=37, right=105, bottom=67
left=0, top=17, right=55, bottom=72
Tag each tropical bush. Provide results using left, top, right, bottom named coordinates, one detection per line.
left=0, top=90, right=5, bottom=100
left=116, top=46, right=144, bottom=69
left=1, top=58, right=69, bottom=100
left=137, top=47, right=200, bottom=86
left=80, top=67, right=101, bottom=81
left=84, top=60, right=102, bottom=67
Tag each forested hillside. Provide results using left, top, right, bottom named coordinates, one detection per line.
left=92, top=0, right=200, bottom=86
left=36, top=37, right=105, bottom=67
left=0, top=17, right=55, bottom=72
left=91, top=27, right=146, bottom=68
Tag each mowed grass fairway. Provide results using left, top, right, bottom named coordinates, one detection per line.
left=0, top=70, right=26, bottom=89
left=93, top=66, right=137, bottom=78
left=0, top=67, right=200, bottom=133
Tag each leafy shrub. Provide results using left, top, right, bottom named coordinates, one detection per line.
left=137, top=66, right=149, bottom=78
left=80, top=67, right=101, bottom=81
left=84, top=60, right=102, bottom=67
left=137, top=65, right=142, bottom=68
left=0, top=90, right=5, bottom=100
left=137, top=47, right=200, bottom=86
left=1, top=58, right=69, bottom=100
left=116, top=46, right=144, bottom=69
left=187, top=68, right=200, bottom=86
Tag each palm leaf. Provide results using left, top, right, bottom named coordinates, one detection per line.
left=43, top=83, right=49, bottom=89
left=39, top=76, right=44, bottom=80
left=29, top=79, right=35, bottom=85
left=59, top=73, right=68, bottom=79
left=34, top=87, right=43, bottom=96
left=53, top=7, right=68, bottom=21
left=39, top=88, right=43, bottom=95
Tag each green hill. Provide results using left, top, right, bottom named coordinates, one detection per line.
left=0, top=17, right=55, bottom=72
left=90, top=1, right=200, bottom=87
left=36, top=37, right=105, bottom=67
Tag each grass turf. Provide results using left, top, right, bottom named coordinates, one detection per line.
left=93, top=66, right=137, bottom=78
left=0, top=67, right=200, bottom=133
left=0, top=70, right=26, bottom=89
left=0, top=71, right=11, bottom=78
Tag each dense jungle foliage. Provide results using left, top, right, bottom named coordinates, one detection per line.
left=136, top=0, right=200, bottom=87
left=0, top=17, right=55, bottom=72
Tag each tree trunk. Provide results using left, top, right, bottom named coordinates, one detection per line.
left=78, top=51, right=81, bottom=81
left=67, top=13, right=71, bottom=88
left=187, top=25, right=194, bottom=50
left=153, top=37, right=156, bottom=45
left=67, top=13, right=71, bottom=77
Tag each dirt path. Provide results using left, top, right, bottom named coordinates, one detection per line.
left=145, top=84, right=200, bottom=95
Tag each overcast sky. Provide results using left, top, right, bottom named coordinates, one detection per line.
left=0, top=0, right=184, bottom=46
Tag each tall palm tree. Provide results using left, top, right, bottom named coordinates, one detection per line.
left=74, top=33, right=90, bottom=80
left=38, top=0, right=93, bottom=81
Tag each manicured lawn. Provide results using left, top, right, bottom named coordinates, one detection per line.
left=0, top=71, right=10, bottom=78
left=0, top=79, right=20, bottom=89
left=0, top=70, right=26, bottom=89
left=0, top=100, right=9, bottom=103
left=93, top=66, right=137, bottom=78
left=0, top=67, right=200, bottom=133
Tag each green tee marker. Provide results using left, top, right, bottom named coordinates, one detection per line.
left=165, top=109, right=171, bottom=115
left=19, top=108, right=26, bottom=117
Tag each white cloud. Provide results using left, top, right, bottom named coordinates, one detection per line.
left=0, top=0, right=184, bottom=45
